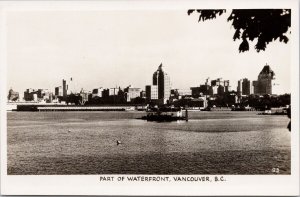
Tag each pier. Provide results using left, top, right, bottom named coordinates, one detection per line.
left=16, top=105, right=139, bottom=111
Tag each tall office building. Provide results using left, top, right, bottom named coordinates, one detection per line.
left=55, top=86, right=63, bottom=96
left=209, top=78, right=230, bottom=96
left=62, top=79, right=68, bottom=100
left=124, top=85, right=141, bottom=102
left=145, top=85, right=158, bottom=102
left=253, top=64, right=275, bottom=95
left=152, top=63, right=171, bottom=104
left=237, top=78, right=252, bottom=96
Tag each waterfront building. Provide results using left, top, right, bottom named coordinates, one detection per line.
left=145, top=85, right=158, bottom=102
left=253, top=64, right=275, bottom=95
left=190, top=84, right=210, bottom=97
left=191, top=97, right=208, bottom=109
left=102, top=88, right=120, bottom=98
left=217, top=85, right=225, bottom=95
left=92, top=88, right=103, bottom=98
left=55, top=79, right=68, bottom=100
left=190, top=87, right=201, bottom=97
left=171, top=89, right=192, bottom=100
left=24, top=88, right=52, bottom=102
left=7, top=88, right=19, bottom=101
left=237, top=78, right=252, bottom=96
left=140, top=90, right=146, bottom=99
left=101, top=87, right=125, bottom=104
left=24, top=88, right=38, bottom=101
left=37, top=89, right=50, bottom=100
left=177, top=89, right=192, bottom=96
left=124, top=85, right=141, bottom=102
left=209, top=78, right=230, bottom=96
left=210, top=85, right=218, bottom=96
left=55, top=86, right=63, bottom=97
left=67, top=77, right=76, bottom=94
left=152, top=63, right=171, bottom=104
left=109, top=88, right=120, bottom=96
left=79, top=89, right=89, bottom=105
left=224, top=80, right=231, bottom=92
left=63, top=79, right=68, bottom=100
left=49, top=93, right=53, bottom=103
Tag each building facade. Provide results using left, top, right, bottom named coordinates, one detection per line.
left=92, top=88, right=103, bottom=98
left=208, top=78, right=230, bottom=96
left=124, top=85, right=141, bottom=102
left=253, top=64, right=275, bottom=95
left=145, top=85, right=158, bottom=101
left=55, top=86, right=63, bottom=97
left=152, top=63, right=171, bottom=104
left=237, top=78, right=252, bottom=96
left=62, top=79, right=68, bottom=100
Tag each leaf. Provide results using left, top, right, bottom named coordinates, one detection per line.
left=239, top=38, right=249, bottom=52
left=187, top=9, right=195, bottom=15
left=233, top=29, right=241, bottom=40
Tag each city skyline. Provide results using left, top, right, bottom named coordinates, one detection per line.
left=7, top=10, right=291, bottom=96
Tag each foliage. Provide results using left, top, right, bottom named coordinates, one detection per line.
left=188, top=9, right=291, bottom=52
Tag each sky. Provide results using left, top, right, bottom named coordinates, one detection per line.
left=6, top=10, right=291, bottom=96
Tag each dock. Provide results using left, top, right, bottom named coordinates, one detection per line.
left=16, top=105, right=138, bottom=111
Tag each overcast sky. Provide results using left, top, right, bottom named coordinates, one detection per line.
left=6, top=10, right=291, bottom=96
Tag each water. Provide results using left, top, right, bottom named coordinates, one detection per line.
left=7, top=111, right=291, bottom=175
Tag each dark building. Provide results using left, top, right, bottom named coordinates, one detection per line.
left=217, top=85, right=225, bottom=95
left=55, top=86, right=63, bottom=96
left=152, top=63, right=171, bottom=104
left=24, top=89, right=38, bottom=101
left=253, top=64, right=275, bottom=95
left=63, top=79, right=67, bottom=100
left=102, top=87, right=125, bottom=104
left=145, top=85, right=158, bottom=102
left=210, top=78, right=230, bottom=96
left=237, top=78, right=252, bottom=96
left=190, top=84, right=210, bottom=97
left=140, top=90, right=146, bottom=99
left=24, top=88, right=51, bottom=102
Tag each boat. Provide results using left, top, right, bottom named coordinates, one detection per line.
left=138, top=106, right=188, bottom=122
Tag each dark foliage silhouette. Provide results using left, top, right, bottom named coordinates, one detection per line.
left=188, top=9, right=291, bottom=52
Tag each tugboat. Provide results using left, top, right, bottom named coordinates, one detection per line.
left=139, top=106, right=188, bottom=122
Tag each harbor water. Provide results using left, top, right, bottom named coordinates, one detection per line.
left=7, top=111, right=291, bottom=174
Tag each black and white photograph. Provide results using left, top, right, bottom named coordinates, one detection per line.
left=0, top=0, right=299, bottom=196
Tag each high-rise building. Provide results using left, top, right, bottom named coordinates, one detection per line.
left=145, top=85, right=158, bottom=102
left=124, top=85, right=141, bottom=102
left=190, top=84, right=210, bottom=97
left=253, top=64, right=275, bottom=95
left=62, top=79, right=67, bottom=100
left=67, top=77, right=76, bottom=94
left=55, top=86, right=63, bottom=96
left=210, top=78, right=230, bottom=96
left=152, top=63, right=171, bottom=104
left=140, top=90, right=146, bottom=99
left=237, top=78, right=252, bottom=96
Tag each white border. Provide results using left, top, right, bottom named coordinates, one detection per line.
left=0, top=0, right=299, bottom=195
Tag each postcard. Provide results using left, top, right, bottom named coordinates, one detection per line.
left=0, top=0, right=299, bottom=195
